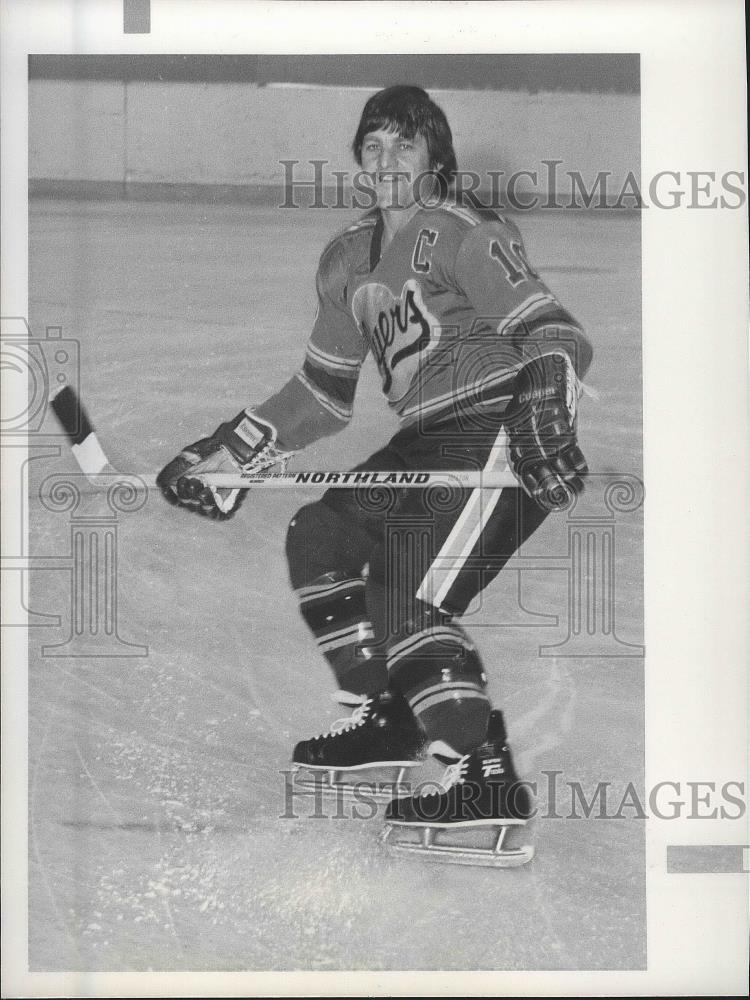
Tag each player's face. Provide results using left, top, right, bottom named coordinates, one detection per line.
left=360, top=128, right=434, bottom=211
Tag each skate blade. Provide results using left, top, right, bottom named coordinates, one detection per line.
left=291, top=764, right=418, bottom=802
left=381, top=823, right=534, bottom=868
left=385, top=839, right=534, bottom=868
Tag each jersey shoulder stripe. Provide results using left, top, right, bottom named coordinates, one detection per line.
left=316, top=211, right=378, bottom=294
left=318, top=211, right=378, bottom=266
left=438, top=201, right=510, bottom=230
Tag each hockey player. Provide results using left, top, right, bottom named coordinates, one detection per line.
left=157, top=85, right=592, bottom=864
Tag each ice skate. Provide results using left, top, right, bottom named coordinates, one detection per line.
left=381, top=710, right=534, bottom=867
left=291, top=688, right=426, bottom=800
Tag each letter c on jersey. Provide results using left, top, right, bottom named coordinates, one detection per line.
left=411, top=229, right=438, bottom=274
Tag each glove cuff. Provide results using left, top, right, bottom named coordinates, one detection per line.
left=514, top=351, right=579, bottom=422
left=218, top=410, right=296, bottom=473
left=232, top=410, right=277, bottom=452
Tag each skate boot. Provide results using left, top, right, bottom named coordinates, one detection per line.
left=382, top=710, right=534, bottom=867
left=292, top=688, right=426, bottom=800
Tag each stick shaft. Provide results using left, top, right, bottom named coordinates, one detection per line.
left=62, top=470, right=519, bottom=492
left=196, top=469, right=518, bottom=489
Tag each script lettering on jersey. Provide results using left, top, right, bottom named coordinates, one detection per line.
left=352, top=279, right=442, bottom=400
left=411, top=228, right=438, bottom=274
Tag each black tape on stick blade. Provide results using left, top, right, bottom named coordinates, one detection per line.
left=50, top=385, right=112, bottom=477
left=50, top=385, right=91, bottom=445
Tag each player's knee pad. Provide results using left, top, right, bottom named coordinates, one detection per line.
left=286, top=500, right=371, bottom=588
left=286, top=501, right=341, bottom=587
left=386, top=615, right=490, bottom=754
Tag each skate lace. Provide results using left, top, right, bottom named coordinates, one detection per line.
left=317, top=692, right=372, bottom=739
left=423, top=752, right=470, bottom=796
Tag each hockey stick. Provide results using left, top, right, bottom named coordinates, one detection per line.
left=49, top=385, right=519, bottom=491
left=169, top=469, right=518, bottom=489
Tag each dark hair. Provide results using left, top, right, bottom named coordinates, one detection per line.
left=351, top=85, right=457, bottom=186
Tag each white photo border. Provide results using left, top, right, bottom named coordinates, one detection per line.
left=2, top=0, right=748, bottom=996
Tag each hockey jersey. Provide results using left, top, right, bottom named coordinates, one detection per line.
left=255, top=204, right=593, bottom=451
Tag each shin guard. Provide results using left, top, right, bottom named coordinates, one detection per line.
left=387, top=620, right=491, bottom=754
left=297, top=572, right=387, bottom=695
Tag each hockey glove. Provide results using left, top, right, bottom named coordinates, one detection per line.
left=505, top=352, right=588, bottom=510
left=156, top=411, right=291, bottom=520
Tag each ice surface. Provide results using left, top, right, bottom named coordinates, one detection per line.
left=27, top=199, right=644, bottom=971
